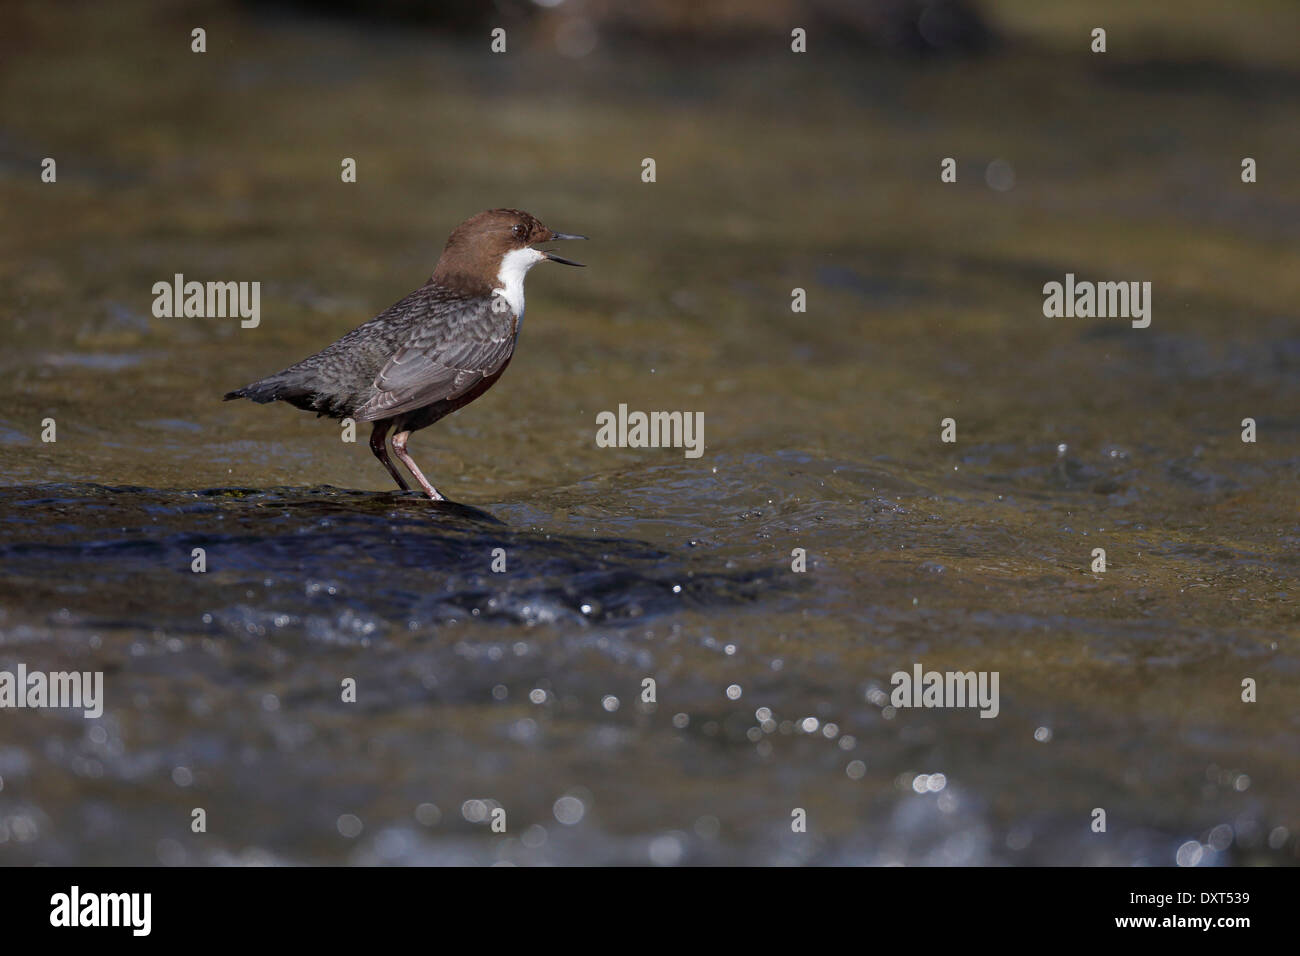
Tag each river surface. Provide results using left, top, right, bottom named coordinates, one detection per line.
left=0, top=2, right=1296, bottom=865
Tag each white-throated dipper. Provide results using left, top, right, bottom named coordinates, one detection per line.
left=224, top=208, right=586, bottom=500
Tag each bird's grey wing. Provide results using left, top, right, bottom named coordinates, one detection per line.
left=354, top=297, right=515, bottom=421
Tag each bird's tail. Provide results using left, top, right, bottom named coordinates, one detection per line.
left=223, top=373, right=292, bottom=404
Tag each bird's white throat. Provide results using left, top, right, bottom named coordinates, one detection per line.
left=493, top=247, right=547, bottom=321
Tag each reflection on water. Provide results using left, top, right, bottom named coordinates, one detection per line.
left=0, top=462, right=1292, bottom=865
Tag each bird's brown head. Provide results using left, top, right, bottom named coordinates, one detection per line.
left=431, top=208, right=586, bottom=295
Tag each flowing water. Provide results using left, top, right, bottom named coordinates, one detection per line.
left=0, top=2, right=1296, bottom=865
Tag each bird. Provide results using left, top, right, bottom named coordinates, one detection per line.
left=224, top=208, right=586, bottom=501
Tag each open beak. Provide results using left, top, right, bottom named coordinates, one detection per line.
left=541, top=231, right=587, bottom=267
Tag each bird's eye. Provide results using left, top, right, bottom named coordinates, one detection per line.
left=511, top=223, right=526, bottom=239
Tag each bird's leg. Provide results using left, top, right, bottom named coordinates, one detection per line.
left=390, top=429, right=444, bottom=501
left=369, top=421, right=410, bottom=492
